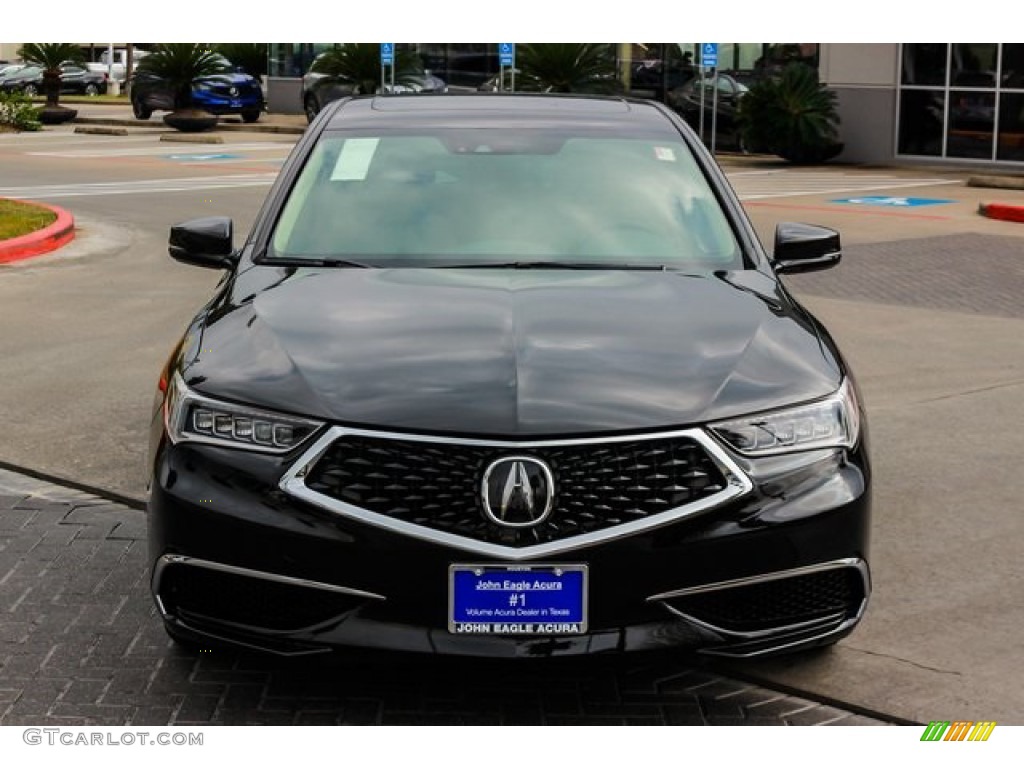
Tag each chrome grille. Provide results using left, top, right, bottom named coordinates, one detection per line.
left=304, top=434, right=728, bottom=547
left=210, top=82, right=259, bottom=98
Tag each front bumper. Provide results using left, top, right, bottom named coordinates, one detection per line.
left=191, top=92, right=264, bottom=115
left=147, top=433, right=871, bottom=659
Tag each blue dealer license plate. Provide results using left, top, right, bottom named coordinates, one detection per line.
left=449, top=564, right=588, bottom=635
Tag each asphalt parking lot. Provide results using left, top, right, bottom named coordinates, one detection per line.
left=2, top=109, right=1024, bottom=725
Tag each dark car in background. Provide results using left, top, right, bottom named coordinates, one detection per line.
left=130, top=57, right=264, bottom=122
left=421, top=50, right=497, bottom=89
left=630, top=57, right=697, bottom=101
left=302, top=53, right=447, bottom=122
left=149, top=93, right=871, bottom=661
left=668, top=72, right=753, bottom=150
left=0, top=63, right=26, bottom=80
left=0, top=64, right=107, bottom=96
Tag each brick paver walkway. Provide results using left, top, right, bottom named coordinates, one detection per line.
left=0, top=468, right=893, bottom=726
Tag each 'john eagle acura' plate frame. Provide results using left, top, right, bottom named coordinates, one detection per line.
left=449, top=564, right=588, bottom=635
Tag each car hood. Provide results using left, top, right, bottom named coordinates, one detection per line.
left=184, top=267, right=842, bottom=436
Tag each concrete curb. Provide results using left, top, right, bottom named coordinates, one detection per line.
left=978, top=202, right=1024, bottom=223
left=160, top=133, right=225, bottom=144
left=74, top=125, right=129, bottom=136
left=73, top=116, right=306, bottom=135
left=967, top=174, right=1024, bottom=191
left=0, top=200, right=75, bottom=264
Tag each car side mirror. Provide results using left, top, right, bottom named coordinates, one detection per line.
left=772, top=223, right=841, bottom=274
left=169, top=217, right=238, bottom=270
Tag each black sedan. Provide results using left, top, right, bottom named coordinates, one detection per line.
left=302, top=53, right=447, bottom=123
left=0, top=64, right=107, bottom=96
left=668, top=72, right=753, bottom=150
left=149, top=93, right=871, bottom=660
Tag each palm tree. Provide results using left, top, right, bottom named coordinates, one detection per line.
left=17, top=43, right=83, bottom=122
left=213, top=43, right=267, bottom=79
left=516, top=44, right=618, bottom=93
left=736, top=63, right=843, bottom=164
left=136, top=44, right=229, bottom=110
left=135, top=44, right=231, bottom=131
left=310, top=44, right=422, bottom=95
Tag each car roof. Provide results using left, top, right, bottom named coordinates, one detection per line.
left=324, top=93, right=681, bottom=133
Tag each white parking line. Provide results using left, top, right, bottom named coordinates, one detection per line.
left=0, top=133, right=159, bottom=144
left=0, top=174, right=279, bottom=199
left=726, top=170, right=960, bottom=200
left=26, top=142, right=293, bottom=158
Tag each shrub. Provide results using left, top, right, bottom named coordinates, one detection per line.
left=516, top=44, right=619, bottom=93
left=0, top=91, right=42, bottom=131
left=737, top=62, right=843, bottom=164
left=310, top=44, right=423, bottom=95
left=136, top=44, right=230, bottom=109
left=214, top=43, right=267, bottom=79
left=17, top=43, right=84, bottom=108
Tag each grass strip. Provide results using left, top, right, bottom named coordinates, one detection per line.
left=0, top=199, right=57, bottom=240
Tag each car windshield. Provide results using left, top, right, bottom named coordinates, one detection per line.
left=268, top=128, right=743, bottom=269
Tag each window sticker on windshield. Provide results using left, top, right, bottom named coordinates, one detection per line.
left=331, top=138, right=381, bottom=181
left=654, top=146, right=676, bottom=162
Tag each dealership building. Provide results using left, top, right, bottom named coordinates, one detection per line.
left=265, top=43, right=1024, bottom=169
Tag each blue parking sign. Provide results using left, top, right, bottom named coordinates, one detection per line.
left=499, top=43, right=515, bottom=67
left=701, top=43, right=718, bottom=68
left=380, top=43, right=394, bottom=66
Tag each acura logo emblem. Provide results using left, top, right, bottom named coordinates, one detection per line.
left=481, top=456, right=555, bottom=528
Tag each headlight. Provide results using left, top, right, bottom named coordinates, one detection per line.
left=709, top=379, right=861, bottom=457
left=164, top=372, right=323, bottom=453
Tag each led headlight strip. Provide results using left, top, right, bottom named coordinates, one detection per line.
left=165, top=373, right=323, bottom=453
left=709, top=379, right=861, bottom=457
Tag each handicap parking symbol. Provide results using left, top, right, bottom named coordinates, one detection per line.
left=832, top=196, right=954, bottom=207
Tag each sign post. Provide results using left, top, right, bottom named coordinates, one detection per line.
left=700, top=44, right=719, bottom=152
left=498, top=43, right=515, bottom=91
left=380, top=43, right=395, bottom=92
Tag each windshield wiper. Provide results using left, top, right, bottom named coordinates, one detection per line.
left=257, top=256, right=372, bottom=268
left=436, top=261, right=669, bottom=271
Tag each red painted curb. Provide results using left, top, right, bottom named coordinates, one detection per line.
left=978, top=202, right=1024, bottom=224
left=0, top=200, right=76, bottom=264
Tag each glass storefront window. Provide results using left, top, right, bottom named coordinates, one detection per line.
left=1001, top=44, right=1024, bottom=88
left=899, top=43, right=1024, bottom=163
left=947, top=90, right=996, bottom=158
left=269, top=43, right=334, bottom=78
left=898, top=89, right=945, bottom=156
left=951, top=43, right=997, bottom=87
left=901, top=44, right=947, bottom=86
left=998, top=93, right=1024, bottom=162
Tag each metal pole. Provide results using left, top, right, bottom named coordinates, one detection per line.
left=659, top=43, right=668, bottom=103
left=699, top=67, right=706, bottom=143
left=711, top=70, right=719, bottom=155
